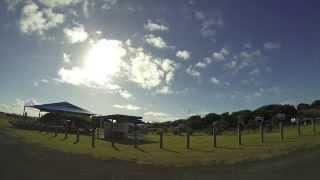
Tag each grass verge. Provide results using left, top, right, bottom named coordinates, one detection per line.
left=1, top=115, right=320, bottom=167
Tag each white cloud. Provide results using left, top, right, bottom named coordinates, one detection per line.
left=113, top=104, right=141, bottom=111
left=33, top=80, right=39, bottom=87
left=245, top=92, right=262, bottom=100
left=189, top=0, right=196, bottom=6
left=58, top=38, right=177, bottom=91
left=176, top=50, right=191, bottom=60
left=264, top=42, right=281, bottom=49
left=102, top=0, right=118, bottom=10
left=5, top=0, right=25, bottom=11
left=20, top=2, right=65, bottom=35
left=212, top=48, right=229, bottom=61
left=123, top=46, right=177, bottom=89
left=186, top=65, right=200, bottom=77
left=195, top=61, right=206, bottom=68
left=156, top=86, right=173, bottom=95
left=249, top=68, right=260, bottom=76
left=261, top=86, right=282, bottom=95
left=58, top=38, right=125, bottom=90
left=64, top=24, right=89, bottom=43
left=265, top=67, right=273, bottom=72
left=203, top=57, right=212, bottom=64
left=210, top=77, right=220, bottom=85
left=41, top=79, right=49, bottom=83
left=224, top=49, right=265, bottom=74
left=144, top=20, right=169, bottom=32
left=0, top=98, right=40, bottom=116
left=38, top=0, right=81, bottom=8
left=119, top=90, right=132, bottom=99
left=144, top=34, right=168, bottom=49
left=63, top=52, right=71, bottom=63
left=240, top=50, right=262, bottom=60
left=195, top=11, right=223, bottom=38
left=195, top=11, right=205, bottom=20
left=244, top=43, right=252, bottom=48
left=225, top=60, right=237, bottom=69
left=33, top=79, right=49, bottom=87
left=144, top=111, right=172, bottom=122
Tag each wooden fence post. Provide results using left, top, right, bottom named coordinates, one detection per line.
left=91, top=128, right=95, bottom=148
left=160, top=131, right=163, bottom=149
left=54, top=127, right=58, bottom=137
left=134, top=123, right=138, bottom=148
left=280, top=121, right=284, bottom=140
left=312, top=119, right=316, bottom=133
left=297, top=118, right=301, bottom=137
left=260, top=123, right=264, bottom=144
left=64, top=122, right=68, bottom=139
left=76, top=127, right=80, bottom=143
left=213, top=126, right=217, bottom=148
left=238, top=124, right=242, bottom=146
left=186, top=131, right=190, bottom=149
left=91, top=120, right=96, bottom=148
left=111, top=120, right=115, bottom=146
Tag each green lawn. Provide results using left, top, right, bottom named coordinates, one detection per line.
left=1, top=116, right=320, bottom=167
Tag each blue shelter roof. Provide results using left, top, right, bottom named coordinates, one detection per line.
left=26, top=102, right=93, bottom=115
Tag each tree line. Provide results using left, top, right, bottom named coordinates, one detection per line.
left=152, top=100, right=320, bottom=133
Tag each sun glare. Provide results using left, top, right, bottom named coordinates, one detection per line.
left=83, top=39, right=126, bottom=84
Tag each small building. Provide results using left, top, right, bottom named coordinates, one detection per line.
left=96, top=114, right=144, bottom=140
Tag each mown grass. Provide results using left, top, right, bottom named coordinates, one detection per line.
left=1, top=115, right=320, bottom=167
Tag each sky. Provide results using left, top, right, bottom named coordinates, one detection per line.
left=1, top=0, right=320, bottom=122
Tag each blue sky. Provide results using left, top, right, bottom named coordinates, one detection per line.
left=0, top=0, right=320, bottom=122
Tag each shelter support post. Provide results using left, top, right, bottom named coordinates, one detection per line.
left=212, top=126, right=217, bottom=148
left=38, top=111, right=42, bottom=133
left=23, top=106, right=26, bottom=117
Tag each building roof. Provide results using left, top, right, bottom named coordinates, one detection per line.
left=101, top=114, right=144, bottom=124
left=26, top=102, right=93, bottom=115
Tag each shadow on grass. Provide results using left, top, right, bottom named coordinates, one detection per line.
left=73, top=140, right=79, bottom=144
left=189, top=148, right=214, bottom=152
left=112, top=144, right=120, bottom=151
left=60, top=137, right=68, bottom=141
left=104, top=138, right=157, bottom=146
left=242, top=143, right=271, bottom=147
left=215, top=146, right=243, bottom=150
left=135, top=146, right=149, bottom=153
left=300, top=133, right=319, bottom=137
left=161, top=148, right=180, bottom=153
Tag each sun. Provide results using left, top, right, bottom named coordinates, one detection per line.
left=83, top=39, right=126, bottom=84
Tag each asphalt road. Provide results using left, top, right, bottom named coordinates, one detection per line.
left=0, top=133, right=319, bottom=180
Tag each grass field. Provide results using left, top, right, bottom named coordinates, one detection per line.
left=1, top=115, right=320, bottom=167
